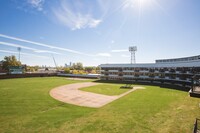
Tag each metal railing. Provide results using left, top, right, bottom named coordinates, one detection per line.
left=193, top=118, right=200, bottom=133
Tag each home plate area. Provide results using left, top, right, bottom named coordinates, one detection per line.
left=50, top=82, right=144, bottom=108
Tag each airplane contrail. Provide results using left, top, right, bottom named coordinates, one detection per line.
left=0, top=41, right=63, bottom=55
left=0, top=34, right=92, bottom=56
left=0, top=50, right=49, bottom=59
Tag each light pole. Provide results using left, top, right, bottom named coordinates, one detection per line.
left=129, top=46, right=137, bottom=84
left=129, top=46, right=137, bottom=64
left=17, top=47, right=21, bottom=62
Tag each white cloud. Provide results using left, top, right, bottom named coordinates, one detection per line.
left=111, top=49, right=128, bottom=52
left=27, top=0, right=45, bottom=11
left=53, top=1, right=102, bottom=30
left=89, top=20, right=102, bottom=28
left=96, top=53, right=111, bottom=57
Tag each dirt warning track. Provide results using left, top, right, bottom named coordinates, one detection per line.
left=50, top=82, right=144, bottom=108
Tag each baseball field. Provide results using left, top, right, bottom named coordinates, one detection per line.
left=0, top=77, right=200, bottom=133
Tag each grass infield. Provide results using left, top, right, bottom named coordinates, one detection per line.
left=0, top=77, right=200, bottom=133
left=80, top=83, right=132, bottom=95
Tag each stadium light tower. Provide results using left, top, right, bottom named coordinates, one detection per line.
left=129, top=46, right=137, bottom=64
left=17, top=47, right=21, bottom=62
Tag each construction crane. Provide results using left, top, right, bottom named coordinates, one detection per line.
left=52, top=54, right=58, bottom=71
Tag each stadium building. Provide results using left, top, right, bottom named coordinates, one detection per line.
left=99, top=55, right=200, bottom=89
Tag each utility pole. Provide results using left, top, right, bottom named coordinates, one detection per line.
left=17, top=47, right=21, bottom=62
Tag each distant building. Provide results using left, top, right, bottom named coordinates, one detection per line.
left=65, top=62, right=73, bottom=68
left=36, top=68, right=57, bottom=73
left=99, top=55, right=200, bottom=87
left=65, top=64, right=71, bottom=68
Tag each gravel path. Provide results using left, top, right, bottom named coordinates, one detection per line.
left=50, top=82, right=144, bottom=108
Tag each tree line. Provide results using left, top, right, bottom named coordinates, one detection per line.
left=0, top=55, right=99, bottom=74
left=63, top=62, right=100, bottom=74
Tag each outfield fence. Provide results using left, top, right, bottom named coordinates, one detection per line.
left=57, top=73, right=99, bottom=79
left=0, top=73, right=57, bottom=79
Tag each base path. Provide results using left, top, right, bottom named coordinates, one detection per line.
left=50, top=82, right=144, bottom=108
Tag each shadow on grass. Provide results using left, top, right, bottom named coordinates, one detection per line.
left=93, top=80, right=190, bottom=92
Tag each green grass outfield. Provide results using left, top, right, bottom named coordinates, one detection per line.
left=80, top=83, right=132, bottom=95
left=0, top=77, right=200, bottom=133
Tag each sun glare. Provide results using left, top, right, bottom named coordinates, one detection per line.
left=124, top=0, right=153, bottom=10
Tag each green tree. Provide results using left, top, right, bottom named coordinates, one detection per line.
left=85, top=66, right=93, bottom=73
left=64, top=68, right=71, bottom=74
left=96, top=66, right=100, bottom=74
left=78, top=70, right=86, bottom=75
left=77, top=62, right=83, bottom=70
left=72, top=70, right=79, bottom=74
left=2, top=55, right=21, bottom=70
left=72, top=62, right=83, bottom=70
left=34, top=66, right=39, bottom=71
left=26, top=66, right=34, bottom=72
left=91, top=70, right=97, bottom=74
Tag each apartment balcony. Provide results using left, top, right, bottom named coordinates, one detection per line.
left=139, top=76, right=149, bottom=78
left=109, top=74, right=118, bottom=77
left=123, top=75, right=134, bottom=78
left=187, top=78, right=191, bottom=81
left=176, top=71, right=181, bottom=74
left=149, top=76, right=155, bottom=78
left=170, top=77, right=176, bottom=80
left=139, top=70, right=149, bottom=73
left=169, top=71, right=176, bottom=73
left=187, top=71, right=193, bottom=74
left=165, top=77, right=170, bottom=79
left=123, top=70, right=135, bottom=72
left=108, top=70, right=119, bottom=72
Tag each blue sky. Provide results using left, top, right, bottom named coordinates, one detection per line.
left=0, top=0, right=200, bottom=66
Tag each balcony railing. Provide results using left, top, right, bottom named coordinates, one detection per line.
left=193, top=118, right=200, bottom=133
left=123, top=70, right=135, bottom=72
left=139, top=70, right=149, bottom=73
left=108, top=70, right=119, bottom=72
left=109, top=74, right=118, bottom=77
left=123, top=75, right=134, bottom=78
